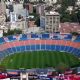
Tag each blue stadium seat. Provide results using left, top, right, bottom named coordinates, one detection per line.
left=0, top=53, right=3, bottom=59
left=31, top=45, right=35, bottom=51
left=74, top=49, right=80, bottom=56
left=20, top=46, right=25, bottom=52
left=0, top=38, right=5, bottom=44
left=3, top=50, right=9, bottom=57
left=60, top=45, right=65, bottom=51
left=41, top=45, right=45, bottom=50
left=71, top=48, right=78, bottom=55
left=50, top=45, right=55, bottom=51
left=4, top=49, right=10, bottom=56
left=11, top=47, right=16, bottom=53
left=42, top=34, right=49, bottom=39
left=64, top=46, right=69, bottom=52
left=67, top=47, right=73, bottom=53
left=25, top=45, right=30, bottom=51
left=55, top=45, right=60, bottom=51
left=77, top=50, right=80, bottom=57
left=46, top=45, right=51, bottom=50
left=7, top=48, right=13, bottom=53
left=7, top=35, right=16, bottom=41
left=31, top=34, right=38, bottom=38
left=0, top=52, right=4, bottom=59
left=19, top=34, right=27, bottom=40
left=64, top=34, right=72, bottom=40
left=53, top=35, right=60, bottom=40
left=16, top=46, right=21, bottom=52
left=36, top=45, right=40, bottom=50
left=0, top=51, right=7, bottom=57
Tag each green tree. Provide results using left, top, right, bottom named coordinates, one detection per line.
left=71, top=32, right=79, bottom=36
left=71, top=11, right=78, bottom=22
left=56, top=0, right=77, bottom=22
left=14, top=29, right=22, bottom=34
left=35, top=17, right=40, bottom=26
left=60, top=12, right=71, bottom=22
left=45, top=6, right=53, bottom=12
left=8, top=29, right=14, bottom=35
left=3, top=29, right=22, bottom=36
left=39, top=0, right=44, bottom=3
left=77, top=10, right=80, bottom=23
left=23, top=0, right=29, bottom=3
left=0, top=65, right=6, bottom=73
left=56, top=63, right=69, bottom=73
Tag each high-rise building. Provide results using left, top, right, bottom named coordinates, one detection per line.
left=45, top=11, right=60, bottom=33
left=0, top=0, right=6, bottom=25
left=36, top=3, right=46, bottom=16
left=24, top=3, right=33, bottom=14
left=40, top=16, right=45, bottom=29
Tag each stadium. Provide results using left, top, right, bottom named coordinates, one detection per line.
left=0, top=33, right=80, bottom=79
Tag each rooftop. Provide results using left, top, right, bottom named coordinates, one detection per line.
left=45, top=11, right=59, bottom=16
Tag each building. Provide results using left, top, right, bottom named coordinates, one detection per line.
left=27, top=27, right=44, bottom=33
left=40, top=16, right=45, bottom=29
left=10, top=19, right=28, bottom=32
left=0, top=1, right=6, bottom=25
left=45, top=11, right=60, bottom=33
left=0, top=15, right=6, bottom=25
left=25, top=3, right=33, bottom=14
left=0, top=1, right=6, bottom=15
left=28, top=20, right=37, bottom=28
left=36, top=3, right=46, bottom=16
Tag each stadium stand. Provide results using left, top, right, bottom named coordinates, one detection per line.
left=0, top=33, right=80, bottom=61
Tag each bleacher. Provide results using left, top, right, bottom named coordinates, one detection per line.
left=0, top=33, right=80, bottom=60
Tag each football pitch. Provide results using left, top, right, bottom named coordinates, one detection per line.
left=1, top=51, right=80, bottom=69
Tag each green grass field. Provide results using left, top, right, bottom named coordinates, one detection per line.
left=0, top=51, right=80, bottom=69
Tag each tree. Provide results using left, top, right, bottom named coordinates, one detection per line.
left=0, top=65, right=6, bottom=73
left=14, top=29, right=22, bottom=34
left=60, top=12, right=71, bottom=22
left=23, top=0, right=29, bottom=3
left=39, top=0, right=45, bottom=3
left=45, top=6, right=53, bottom=12
left=56, top=0, right=77, bottom=22
left=71, top=32, right=79, bottom=36
left=71, top=11, right=78, bottom=22
left=7, top=29, right=14, bottom=35
left=77, top=10, right=80, bottom=24
left=35, top=17, right=40, bottom=26
left=3, top=29, right=22, bottom=36
left=56, top=63, right=69, bottom=73
left=71, top=32, right=79, bottom=41
left=60, top=0, right=76, bottom=7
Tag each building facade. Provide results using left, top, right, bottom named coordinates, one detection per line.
left=36, top=3, right=46, bottom=16
left=24, top=3, right=33, bottom=14
left=0, top=1, right=6, bottom=25
left=40, top=16, right=45, bottom=29
left=45, top=11, right=60, bottom=33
